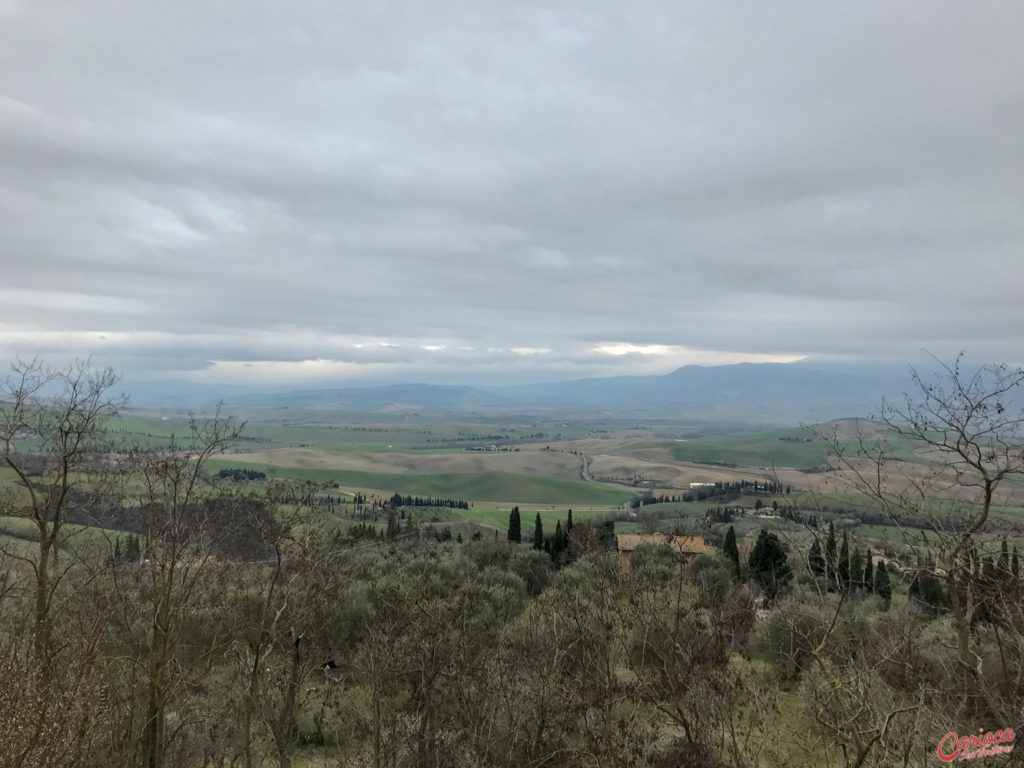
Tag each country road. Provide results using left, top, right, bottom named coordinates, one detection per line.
left=580, top=453, right=637, bottom=517
left=579, top=453, right=593, bottom=482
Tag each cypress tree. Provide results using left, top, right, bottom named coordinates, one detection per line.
left=910, top=563, right=947, bottom=615
left=566, top=509, right=573, bottom=536
left=908, top=557, right=923, bottom=604
left=126, top=533, right=140, bottom=563
left=748, top=528, right=792, bottom=601
left=863, top=548, right=874, bottom=593
left=837, top=531, right=851, bottom=592
left=999, top=536, right=1011, bottom=582
left=850, top=547, right=863, bottom=591
left=507, top=506, right=521, bottom=543
left=874, top=560, right=892, bottom=609
left=1012, top=546, right=1020, bottom=580
left=808, top=538, right=825, bottom=575
left=825, top=522, right=837, bottom=586
left=723, top=525, right=740, bottom=575
left=533, top=513, right=544, bottom=550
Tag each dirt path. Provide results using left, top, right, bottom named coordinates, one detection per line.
left=580, top=454, right=593, bottom=482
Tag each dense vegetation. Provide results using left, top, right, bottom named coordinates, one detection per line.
left=1, top=358, right=1022, bottom=767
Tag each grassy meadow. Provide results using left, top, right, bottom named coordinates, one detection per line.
left=206, top=458, right=633, bottom=506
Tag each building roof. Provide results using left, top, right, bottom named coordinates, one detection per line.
left=615, top=533, right=712, bottom=556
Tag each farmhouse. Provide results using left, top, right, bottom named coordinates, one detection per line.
left=615, top=533, right=712, bottom=574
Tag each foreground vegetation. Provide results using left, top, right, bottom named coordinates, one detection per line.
left=1, top=357, right=1022, bottom=767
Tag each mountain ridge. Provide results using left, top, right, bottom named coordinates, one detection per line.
left=122, top=361, right=915, bottom=422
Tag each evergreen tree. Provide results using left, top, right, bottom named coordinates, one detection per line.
left=126, top=533, right=140, bottom=563
left=533, top=513, right=544, bottom=550
left=863, top=548, right=874, bottom=593
left=507, top=506, right=521, bottom=543
left=551, top=521, right=566, bottom=562
left=909, top=562, right=947, bottom=615
left=748, top=529, right=791, bottom=601
left=874, top=560, right=892, bottom=609
left=908, top=557, right=923, bottom=603
left=837, top=531, right=851, bottom=592
left=723, top=525, right=740, bottom=575
left=999, top=536, right=1011, bottom=582
left=386, top=507, right=401, bottom=540
left=565, top=509, right=573, bottom=557
left=808, top=538, right=825, bottom=576
left=1013, top=546, right=1020, bottom=581
left=850, top=547, right=863, bottom=591
left=825, top=522, right=837, bottom=586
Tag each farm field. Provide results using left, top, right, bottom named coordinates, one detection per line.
left=199, top=411, right=1024, bottom=551
left=669, top=428, right=831, bottom=469
left=106, top=409, right=596, bottom=453
left=218, top=446, right=584, bottom=477
left=206, top=459, right=634, bottom=506
left=10, top=408, right=1022, bottom=565
left=665, top=421, right=930, bottom=470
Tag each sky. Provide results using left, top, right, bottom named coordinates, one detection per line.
left=1, top=1, right=1022, bottom=387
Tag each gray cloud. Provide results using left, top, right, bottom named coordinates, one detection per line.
left=1, top=0, right=1022, bottom=385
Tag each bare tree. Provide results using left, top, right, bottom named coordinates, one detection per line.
left=125, top=406, right=242, bottom=768
left=828, top=354, right=1024, bottom=723
left=0, top=359, right=122, bottom=668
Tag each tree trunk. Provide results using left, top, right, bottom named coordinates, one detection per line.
left=142, top=603, right=170, bottom=768
left=269, top=635, right=302, bottom=768
left=34, top=537, right=52, bottom=668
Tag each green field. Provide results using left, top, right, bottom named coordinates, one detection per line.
left=0, top=515, right=119, bottom=561
left=670, top=428, right=831, bottom=468
left=669, top=426, right=932, bottom=470
left=614, top=521, right=643, bottom=534
left=207, top=459, right=634, bottom=506
left=636, top=500, right=714, bottom=514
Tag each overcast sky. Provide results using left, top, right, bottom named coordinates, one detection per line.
left=1, top=1, right=1022, bottom=386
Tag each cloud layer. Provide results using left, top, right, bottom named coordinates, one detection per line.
left=2, top=1, right=1022, bottom=384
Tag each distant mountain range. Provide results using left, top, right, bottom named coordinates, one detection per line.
left=124, top=361, right=921, bottom=425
